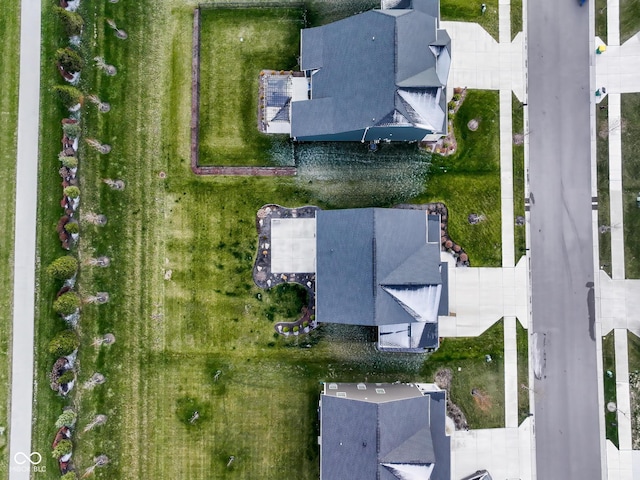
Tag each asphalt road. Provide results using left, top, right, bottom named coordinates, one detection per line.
left=527, top=0, right=603, bottom=478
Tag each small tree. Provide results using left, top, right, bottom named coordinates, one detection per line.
left=55, top=410, right=77, bottom=429
left=53, top=292, right=80, bottom=316
left=60, top=156, right=78, bottom=169
left=51, top=439, right=73, bottom=459
left=55, top=47, right=84, bottom=73
left=49, top=330, right=80, bottom=356
left=58, top=369, right=75, bottom=385
left=64, top=222, right=79, bottom=234
left=62, top=122, right=81, bottom=138
left=53, top=6, right=84, bottom=36
left=64, top=186, right=80, bottom=198
left=47, top=256, right=78, bottom=280
left=53, top=85, right=83, bottom=108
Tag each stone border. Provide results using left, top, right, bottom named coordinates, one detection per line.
left=253, top=204, right=319, bottom=335
left=190, top=5, right=299, bottom=176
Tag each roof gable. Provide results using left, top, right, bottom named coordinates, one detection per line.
left=381, top=426, right=435, bottom=464
left=381, top=243, right=442, bottom=285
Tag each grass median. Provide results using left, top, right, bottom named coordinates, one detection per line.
left=0, top=0, right=21, bottom=475
left=621, top=93, right=640, bottom=278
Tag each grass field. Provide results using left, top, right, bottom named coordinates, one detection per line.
left=511, top=0, right=523, bottom=41
left=421, top=320, right=505, bottom=428
left=620, top=0, right=640, bottom=44
left=197, top=7, right=302, bottom=167
left=0, top=1, right=21, bottom=475
left=513, top=94, right=525, bottom=263
left=596, top=0, right=608, bottom=40
left=621, top=94, right=640, bottom=278
left=416, top=90, right=502, bottom=267
left=32, top=2, right=511, bottom=478
left=597, top=97, right=612, bottom=277
left=441, top=0, right=499, bottom=40
left=628, top=331, right=640, bottom=446
left=602, top=332, right=618, bottom=448
left=516, top=319, right=529, bottom=424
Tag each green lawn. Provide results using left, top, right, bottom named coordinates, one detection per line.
left=197, top=7, right=302, bottom=167
left=511, top=0, right=523, bottom=41
left=441, top=0, right=499, bottom=41
left=602, top=332, right=618, bottom=448
left=621, top=94, right=640, bottom=278
left=628, top=331, right=640, bottom=447
left=596, top=0, right=608, bottom=40
left=416, top=90, right=502, bottom=267
left=31, top=1, right=87, bottom=477
left=0, top=1, right=21, bottom=475
left=32, top=2, right=511, bottom=478
left=512, top=94, right=525, bottom=263
left=597, top=97, right=612, bottom=276
left=421, top=320, right=505, bottom=428
left=516, top=319, right=529, bottom=424
left=620, top=0, right=640, bottom=44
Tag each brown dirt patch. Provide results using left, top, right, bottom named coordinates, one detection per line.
left=471, top=389, right=493, bottom=412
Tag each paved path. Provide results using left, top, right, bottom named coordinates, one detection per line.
left=8, top=0, right=42, bottom=478
left=592, top=0, right=640, bottom=476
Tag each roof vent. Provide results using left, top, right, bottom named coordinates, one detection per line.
left=337, top=392, right=347, bottom=398
left=376, top=388, right=386, bottom=394
left=328, top=383, right=338, bottom=390
left=357, top=383, right=367, bottom=390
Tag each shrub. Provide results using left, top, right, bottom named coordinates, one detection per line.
left=310, top=315, right=315, bottom=321
left=302, top=321, right=308, bottom=327
left=53, top=292, right=80, bottom=316
left=55, top=410, right=77, bottom=429
left=53, top=85, right=83, bottom=108
left=282, top=327, right=289, bottom=333
left=63, top=186, right=80, bottom=198
left=293, top=326, right=299, bottom=332
left=53, top=6, right=84, bottom=36
left=60, top=156, right=78, bottom=169
left=55, top=47, right=84, bottom=73
left=57, top=370, right=75, bottom=385
left=47, top=256, right=78, bottom=280
left=51, top=439, right=72, bottom=459
left=61, top=472, right=77, bottom=480
left=49, top=330, right=80, bottom=357
left=62, top=122, right=81, bottom=139
left=453, top=93, right=461, bottom=101
left=64, top=222, right=79, bottom=234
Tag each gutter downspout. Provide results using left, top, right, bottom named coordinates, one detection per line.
left=361, top=127, right=369, bottom=143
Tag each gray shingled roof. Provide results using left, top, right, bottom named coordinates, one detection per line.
left=316, top=208, right=444, bottom=327
left=292, top=2, right=450, bottom=139
left=320, top=384, right=450, bottom=480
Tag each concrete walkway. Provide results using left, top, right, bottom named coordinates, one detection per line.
left=8, top=0, right=42, bottom=478
left=592, top=0, right=640, bottom=477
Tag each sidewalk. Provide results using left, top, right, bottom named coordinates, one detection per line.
left=8, top=0, right=42, bottom=478
left=593, top=0, right=640, bottom=478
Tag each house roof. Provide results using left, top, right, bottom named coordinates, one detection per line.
left=316, top=208, right=444, bottom=327
left=292, top=2, right=450, bottom=139
left=320, top=383, right=450, bottom=480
